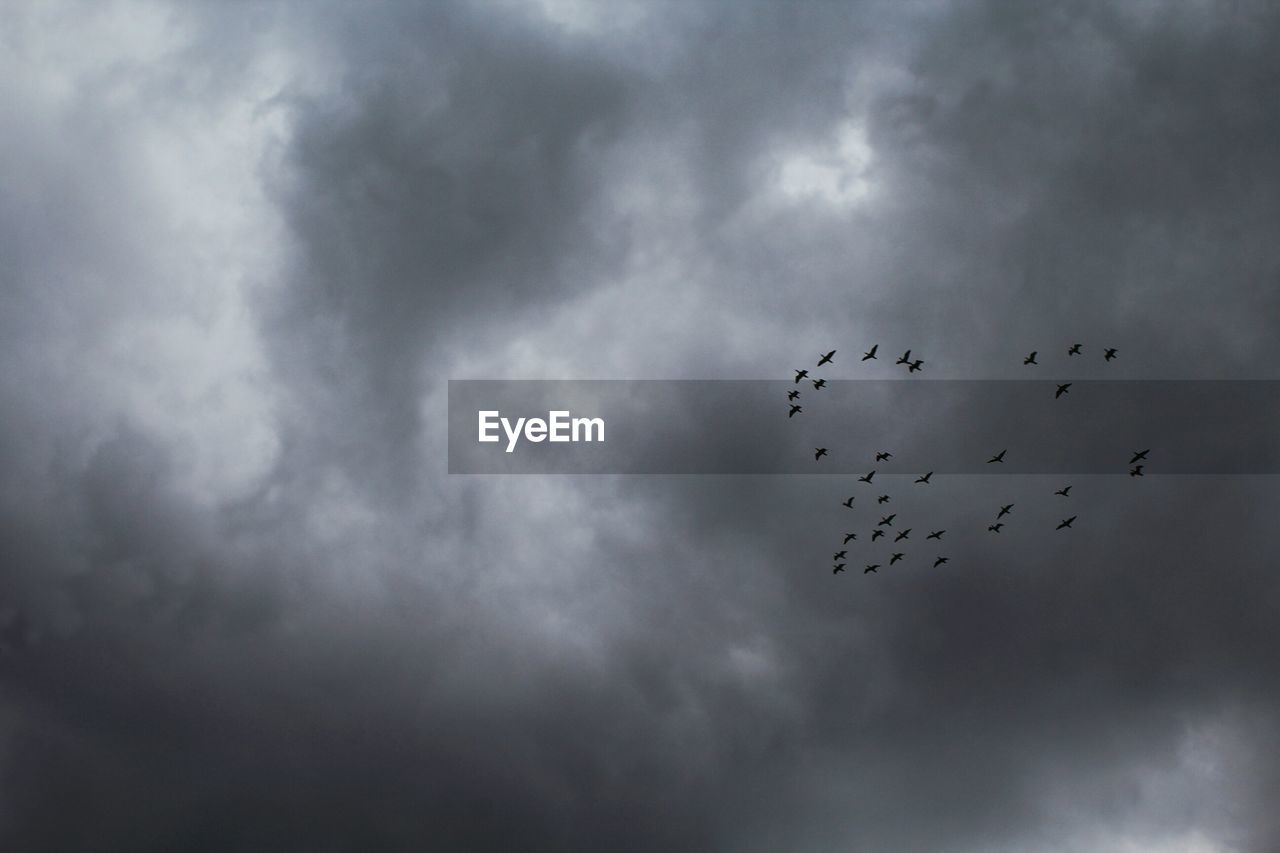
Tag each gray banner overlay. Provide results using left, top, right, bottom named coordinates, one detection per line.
left=447, top=380, right=1280, bottom=474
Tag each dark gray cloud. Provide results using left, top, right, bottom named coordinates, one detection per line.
left=2, top=1, right=1280, bottom=850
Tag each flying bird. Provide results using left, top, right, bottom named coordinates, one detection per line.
left=871, top=530, right=885, bottom=541
left=988, top=523, right=1004, bottom=533
left=877, top=494, right=890, bottom=504
left=997, top=503, right=1014, bottom=519
left=1068, top=343, right=1082, bottom=356
left=833, top=550, right=847, bottom=561
left=862, top=344, right=879, bottom=361
left=788, top=389, right=800, bottom=401
left=1129, top=449, right=1150, bottom=464
left=812, top=378, right=826, bottom=390
left=1054, top=485, right=1072, bottom=496
left=878, top=514, right=896, bottom=527
left=843, top=533, right=857, bottom=544
left=933, top=556, right=949, bottom=567
left=894, top=529, right=911, bottom=542
left=890, top=553, right=904, bottom=565
left=1055, top=383, right=1072, bottom=398
left=833, top=564, right=846, bottom=575
left=1104, top=348, right=1118, bottom=361
left=1024, top=351, right=1038, bottom=365
left=927, top=530, right=945, bottom=540
left=988, top=449, right=1007, bottom=464
left=818, top=350, right=836, bottom=366
left=789, top=404, right=802, bottom=417
left=864, top=564, right=879, bottom=574
left=794, top=369, right=809, bottom=383
left=858, top=470, right=876, bottom=483
left=815, top=448, right=828, bottom=460
left=1057, top=515, right=1077, bottom=529
left=875, top=451, right=892, bottom=462
left=908, top=359, right=924, bottom=373
left=842, top=496, right=855, bottom=509
left=1130, top=465, right=1144, bottom=477
left=915, top=471, right=933, bottom=484
left=895, top=349, right=912, bottom=365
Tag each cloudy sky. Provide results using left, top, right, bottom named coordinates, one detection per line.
left=3, top=1, right=1280, bottom=850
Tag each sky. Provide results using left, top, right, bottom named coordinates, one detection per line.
left=2, top=1, right=1279, bottom=850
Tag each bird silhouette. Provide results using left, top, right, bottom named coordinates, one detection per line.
left=1056, top=515, right=1077, bottom=529
left=812, top=378, right=827, bottom=390
left=1054, top=485, right=1072, bottom=496
left=988, top=449, right=1007, bottom=464
left=864, top=564, right=879, bottom=574
left=988, top=523, right=1004, bottom=533
left=894, top=529, right=911, bottom=542
left=862, top=344, right=879, bottom=361
left=1024, top=351, right=1038, bottom=365
left=933, top=556, right=949, bottom=567
left=875, top=451, right=892, bottom=462
left=788, top=389, right=800, bottom=400
left=871, top=529, right=885, bottom=541
left=1129, top=449, right=1150, bottom=464
left=997, top=503, right=1014, bottom=519
left=794, top=369, right=809, bottom=382
left=1130, top=465, right=1144, bottom=477
left=890, top=553, right=904, bottom=565
left=895, top=349, right=912, bottom=365
left=927, top=530, right=945, bottom=540
left=833, top=564, right=846, bottom=575
left=908, top=359, right=924, bottom=373
left=877, top=494, right=890, bottom=504
left=842, top=496, right=855, bottom=508
left=818, top=350, right=836, bottom=366
left=915, top=471, right=933, bottom=484
left=1055, top=383, right=1072, bottom=398
left=843, top=533, right=857, bottom=544
left=815, top=448, right=828, bottom=460
left=833, top=550, right=847, bottom=561
left=878, top=514, right=896, bottom=527
left=789, top=404, right=802, bottom=417
left=1068, top=343, right=1082, bottom=356
left=1104, top=348, right=1118, bottom=361
left=859, top=470, right=875, bottom=483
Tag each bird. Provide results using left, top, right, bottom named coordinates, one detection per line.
left=877, top=494, right=890, bottom=504
left=862, top=344, right=878, bottom=361
left=895, top=349, right=912, bottom=365
left=894, top=529, right=911, bottom=542
left=875, top=451, right=892, bottom=462
left=927, top=530, right=945, bottom=540
left=812, top=378, right=826, bottom=390
left=833, top=564, right=846, bottom=575
left=815, top=448, right=828, bottom=460
left=878, top=514, right=896, bottom=527
left=843, top=533, right=857, bottom=544
left=915, top=471, right=933, bottom=484
left=1056, top=515, right=1077, bottom=530
left=864, top=564, right=879, bottom=574
left=1054, top=485, right=1072, bottom=496
left=908, top=359, right=924, bottom=373
left=1024, top=351, right=1038, bottom=365
left=833, top=550, right=847, bottom=561
left=788, top=389, right=800, bottom=401
left=1130, top=465, right=1144, bottom=477
left=1104, top=348, right=1118, bottom=361
left=818, top=350, right=836, bottom=366
left=988, top=449, right=1007, bottom=464
left=933, top=556, right=949, bottom=567
left=1068, top=343, right=1082, bottom=356
left=890, top=552, right=905, bottom=565
left=789, top=404, right=802, bottom=417
left=988, top=523, right=1004, bottom=533
left=1055, top=383, right=1072, bottom=398
left=794, top=369, right=809, bottom=382
left=1129, top=449, right=1150, bottom=464
left=871, top=529, right=885, bottom=541
left=858, top=470, right=876, bottom=483
left=842, top=496, right=855, bottom=509
left=997, top=503, right=1014, bottom=519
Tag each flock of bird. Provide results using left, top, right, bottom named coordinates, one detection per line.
left=787, top=344, right=1146, bottom=576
